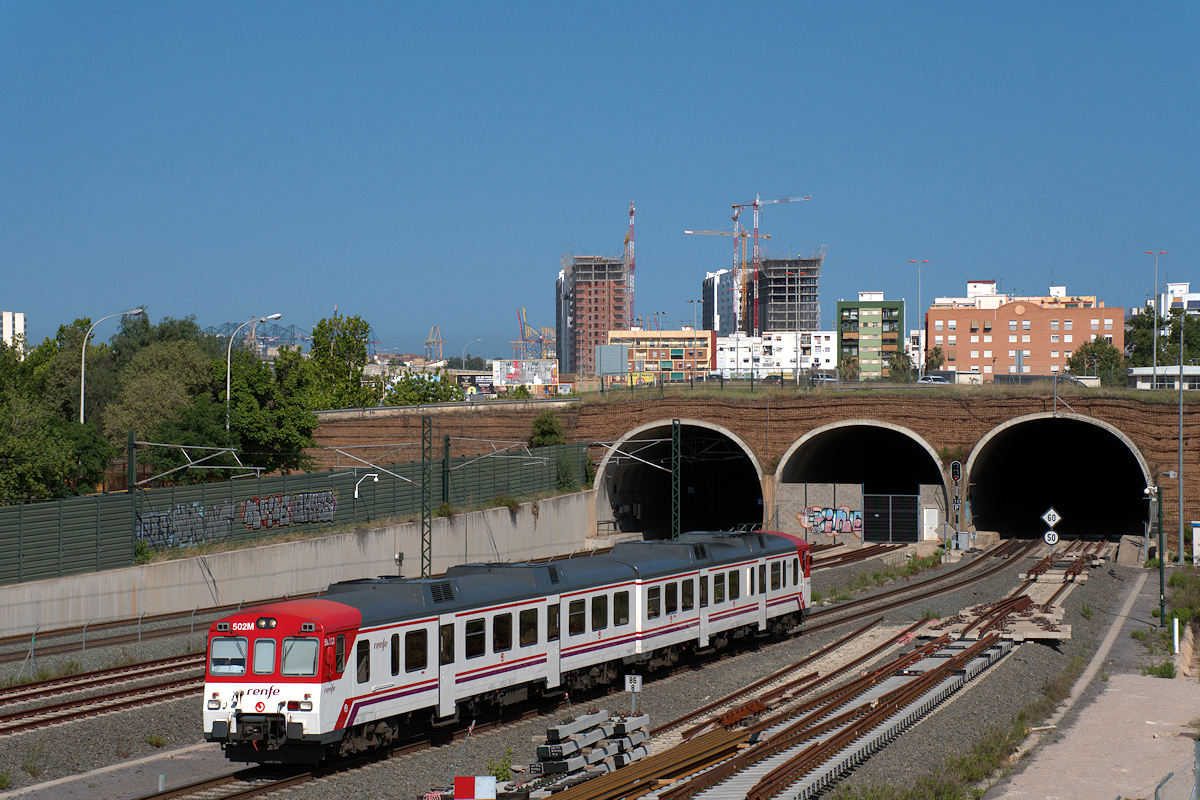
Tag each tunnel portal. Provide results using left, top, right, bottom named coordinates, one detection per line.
left=598, top=422, right=762, bottom=539
left=968, top=416, right=1149, bottom=539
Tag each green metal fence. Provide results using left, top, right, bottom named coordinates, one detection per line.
left=0, top=443, right=588, bottom=587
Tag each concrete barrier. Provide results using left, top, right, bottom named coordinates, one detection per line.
left=0, top=490, right=596, bottom=639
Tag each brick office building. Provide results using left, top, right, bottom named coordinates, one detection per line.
left=925, top=282, right=1123, bottom=379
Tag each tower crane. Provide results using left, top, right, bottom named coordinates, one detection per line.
left=623, top=200, right=636, bottom=327
left=683, top=228, right=771, bottom=335
left=731, top=194, right=812, bottom=335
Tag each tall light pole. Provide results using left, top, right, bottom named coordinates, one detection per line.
left=687, top=299, right=700, bottom=385
left=80, top=307, right=144, bottom=424
left=226, top=313, right=282, bottom=431
left=909, top=260, right=930, bottom=378
left=1179, top=314, right=1186, bottom=565
left=1147, top=251, right=1167, bottom=388
left=462, top=337, right=482, bottom=368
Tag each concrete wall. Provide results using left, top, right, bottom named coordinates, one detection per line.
left=0, top=490, right=596, bottom=639
left=774, top=483, right=864, bottom=546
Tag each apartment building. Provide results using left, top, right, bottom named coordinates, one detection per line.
left=836, top=292, right=905, bottom=380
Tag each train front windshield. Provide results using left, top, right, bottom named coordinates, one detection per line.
left=210, top=636, right=248, bottom=675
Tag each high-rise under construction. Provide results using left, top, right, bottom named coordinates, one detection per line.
left=755, top=251, right=825, bottom=333
left=556, top=255, right=631, bottom=376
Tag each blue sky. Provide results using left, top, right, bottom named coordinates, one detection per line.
left=3, top=3, right=1197, bottom=358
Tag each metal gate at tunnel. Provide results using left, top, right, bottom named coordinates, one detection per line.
left=863, top=494, right=918, bottom=543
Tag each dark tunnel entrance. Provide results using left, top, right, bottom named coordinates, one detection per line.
left=599, top=423, right=763, bottom=539
left=968, top=416, right=1149, bottom=539
left=779, top=424, right=943, bottom=491
left=778, top=424, right=946, bottom=543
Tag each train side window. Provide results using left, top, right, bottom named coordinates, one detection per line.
left=771, top=561, right=782, bottom=590
left=390, top=633, right=400, bottom=676
left=439, top=623, right=455, bottom=665
left=759, top=565, right=767, bottom=594
left=700, top=575, right=709, bottom=607
left=356, top=639, right=370, bottom=684
left=465, top=619, right=485, bottom=659
left=714, top=573, right=726, bottom=604
left=406, top=629, right=428, bottom=671
left=729, top=569, right=740, bottom=600
left=665, top=582, right=678, bottom=614
left=210, top=637, right=248, bottom=676
left=493, top=613, right=513, bottom=653
left=281, top=638, right=318, bottom=676
left=568, top=599, right=586, bottom=636
left=335, top=635, right=345, bottom=673
left=681, top=579, right=694, bottom=611
left=795, top=557, right=801, bottom=583
left=614, top=591, right=630, bottom=625
left=747, top=569, right=754, bottom=597
left=519, top=608, right=538, bottom=647
left=647, top=586, right=661, bottom=619
left=548, top=604, right=560, bottom=641
left=592, top=595, right=608, bottom=631
left=252, top=639, right=276, bottom=675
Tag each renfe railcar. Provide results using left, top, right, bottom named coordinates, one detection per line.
left=203, top=530, right=812, bottom=763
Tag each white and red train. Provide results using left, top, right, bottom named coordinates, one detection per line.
left=203, top=530, right=812, bottom=763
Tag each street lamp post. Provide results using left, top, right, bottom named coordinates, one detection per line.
left=909, top=260, right=930, bottom=378
left=1179, top=317, right=1186, bottom=565
left=1147, top=251, right=1167, bottom=388
left=462, top=338, right=482, bottom=369
left=80, top=308, right=144, bottom=424
left=226, top=313, right=282, bottom=432
left=687, top=299, right=700, bottom=388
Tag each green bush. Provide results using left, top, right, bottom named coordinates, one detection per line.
left=1142, top=661, right=1177, bottom=679
left=486, top=746, right=514, bottom=782
left=530, top=410, right=565, bottom=447
left=134, top=539, right=152, bottom=564
left=491, top=495, right=520, bottom=514
left=555, top=453, right=578, bottom=491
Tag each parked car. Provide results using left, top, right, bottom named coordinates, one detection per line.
left=917, top=375, right=950, bottom=384
left=810, top=373, right=838, bottom=385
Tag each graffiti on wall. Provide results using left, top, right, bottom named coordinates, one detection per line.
left=797, top=506, right=863, bottom=538
left=136, top=490, right=338, bottom=548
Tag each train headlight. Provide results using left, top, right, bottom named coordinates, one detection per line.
left=299, top=700, right=312, bottom=711
left=207, top=699, right=221, bottom=710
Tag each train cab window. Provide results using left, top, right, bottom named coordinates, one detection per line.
left=493, top=613, right=513, bottom=653
left=713, top=573, right=726, bottom=604
left=729, top=570, right=740, bottom=600
left=647, top=586, right=661, bottom=619
left=465, top=619, right=486, bottom=659
left=281, top=638, right=319, bottom=676
left=252, top=639, right=276, bottom=675
left=771, top=561, right=782, bottom=590
left=335, top=634, right=345, bottom=673
left=614, top=591, right=630, bottom=625
left=681, top=579, right=694, bottom=611
left=759, top=565, right=767, bottom=594
left=209, top=637, right=247, bottom=675
left=519, top=608, right=538, bottom=647
left=440, top=624, right=455, bottom=665
left=391, top=633, right=400, bottom=676
left=592, top=595, right=608, bottom=631
left=700, top=575, right=709, bottom=607
left=356, top=639, right=370, bottom=684
left=794, top=557, right=801, bottom=583
left=548, top=605, right=560, bottom=642
left=665, top=583, right=678, bottom=614
left=568, top=599, right=586, bottom=636
left=406, top=630, right=428, bottom=672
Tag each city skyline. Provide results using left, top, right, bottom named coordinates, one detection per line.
left=4, top=4, right=1196, bottom=356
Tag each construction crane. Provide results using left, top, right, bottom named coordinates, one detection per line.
left=512, top=308, right=556, bottom=360
left=731, top=194, right=812, bottom=335
left=684, top=228, right=771, bottom=334
left=623, top=200, right=636, bottom=328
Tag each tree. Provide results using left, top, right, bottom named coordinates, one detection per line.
left=530, top=410, right=565, bottom=447
left=838, top=356, right=859, bottom=382
left=382, top=370, right=465, bottom=406
left=102, top=340, right=213, bottom=441
left=223, top=351, right=318, bottom=472
left=925, top=346, right=945, bottom=371
left=309, top=313, right=379, bottom=409
left=1065, top=338, right=1126, bottom=386
left=1124, top=309, right=1159, bottom=368
left=887, top=350, right=915, bottom=382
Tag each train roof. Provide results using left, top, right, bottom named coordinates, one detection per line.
left=316, top=531, right=800, bottom=628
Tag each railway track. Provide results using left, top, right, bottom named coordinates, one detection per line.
left=0, top=674, right=204, bottom=736
left=0, top=653, right=204, bottom=706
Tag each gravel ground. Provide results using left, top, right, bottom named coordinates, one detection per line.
left=0, top=545, right=1144, bottom=799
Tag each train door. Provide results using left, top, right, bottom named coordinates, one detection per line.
left=436, top=615, right=457, bottom=717
left=544, top=598, right=561, bottom=687
left=395, top=624, right=437, bottom=714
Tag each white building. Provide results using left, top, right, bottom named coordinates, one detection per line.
left=714, top=330, right=836, bottom=378
left=2, top=311, right=26, bottom=357
left=1163, top=282, right=1200, bottom=315
left=701, top=269, right=740, bottom=337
